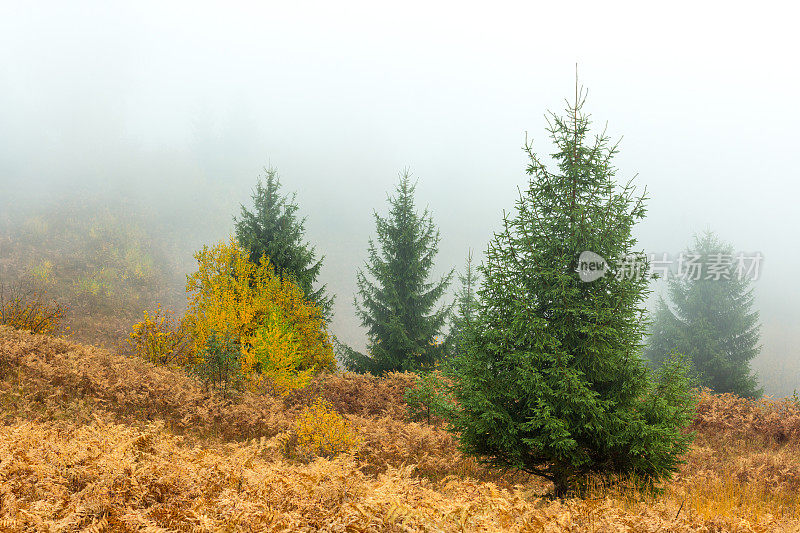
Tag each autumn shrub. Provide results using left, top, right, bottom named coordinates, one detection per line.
left=0, top=282, right=67, bottom=335
left=5, top=322, right=800, bottom=531
left=4, top=325, right=800, bottom=530
left=184, top=238, right=335, bottom=394
left=281, top=398, right=361, bottom=462
left=127, top=304, right=192, bottom=366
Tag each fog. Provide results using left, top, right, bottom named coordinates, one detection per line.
left=1, top=1, right=798, bottom=394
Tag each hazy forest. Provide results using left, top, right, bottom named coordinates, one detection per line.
left=2, top=2, right=799, bottom=531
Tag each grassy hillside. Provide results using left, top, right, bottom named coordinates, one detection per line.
left=1, top=326, right=799, bottom=531
left=0, top=203, right=188, bottom=349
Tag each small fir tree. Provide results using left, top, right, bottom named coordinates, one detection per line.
left=404, top=370, right=456, bottom=425
left=443, top=250, right=479, bottom=362
left=192, top=330, right=244, bottom=395
left=340, top=171, right=453, bottom=374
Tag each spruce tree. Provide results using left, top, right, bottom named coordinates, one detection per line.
left=443, top=250, right=479, bottom=362
left=235, top=168, right=333, bottom=318
left=340, top=171, right=453, bottom=374
left=646, top=231, right=762, bottom=397
left=449, top=87, right=696, bottom=496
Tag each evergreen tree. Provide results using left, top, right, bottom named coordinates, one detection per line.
left=646, top=231, right=762, bottom=397
left=448, top=87, right=696, bottom=497
left=443, top=250, right=479, bottom=362
left=235, top=168, right=333, bottom=318
left=340, top=171, right=453, bottom=374
left=191, top=330, right=243, bottom=396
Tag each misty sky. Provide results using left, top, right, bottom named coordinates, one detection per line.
left=1, top=1, right=798, bottom=394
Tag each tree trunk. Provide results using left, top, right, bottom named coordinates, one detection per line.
left=552, top=471, right=572, bottom=498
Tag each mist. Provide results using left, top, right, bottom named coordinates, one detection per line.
left=1, top=1, right=798, bottom=395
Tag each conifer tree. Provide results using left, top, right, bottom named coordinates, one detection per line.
left=443, top=250, right=479, bottom=361
left=340, top=171, right=453, bottom=374
left=449, top=86, right=696, bottom=496
left=646, top=231, right=762, bottom=397
left=235, top=168, right=333, bottom=318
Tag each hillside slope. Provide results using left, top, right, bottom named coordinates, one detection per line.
left=1, top=326, right=799, bottom=531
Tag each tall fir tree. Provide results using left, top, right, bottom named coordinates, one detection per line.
left=235, top=168, right=333, bottom=318
left=645, top=231, right=762, bottom=397
left=340, top=171, right=453, bottom=374
left=448, top=86, right=696, bottom=496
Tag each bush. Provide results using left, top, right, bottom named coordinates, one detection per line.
left=692, top=388, right=800, bottom=445
left=0, top=282, right=67, bottom=335
left=280, top=398, right=360, bottom=462
left=127, top=305, right=192, bottom=366
left=191, top=330, right=244, bottom=395
left=184, top=238, right=335, bottom=394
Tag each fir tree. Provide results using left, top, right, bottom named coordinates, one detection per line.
left=443, top=250, right=479, bottom=362
left=235, top=168, right=333, bottom=318
left=340, top=171, right=453, bottom=374
left=448, top=86, right=696, bottom=497
left=646, top=231, right=762, bottom=397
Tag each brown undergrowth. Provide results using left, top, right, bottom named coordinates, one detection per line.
left=1, top=326, right=799, bottom=531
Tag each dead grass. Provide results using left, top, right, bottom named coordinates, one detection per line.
left=2, top=326, right=799, bottom=531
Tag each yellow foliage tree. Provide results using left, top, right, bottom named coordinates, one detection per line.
left=184, top=238, right=335, bottom=393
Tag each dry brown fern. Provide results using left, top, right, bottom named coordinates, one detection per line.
left=2, top=328, right=800, bottom=531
